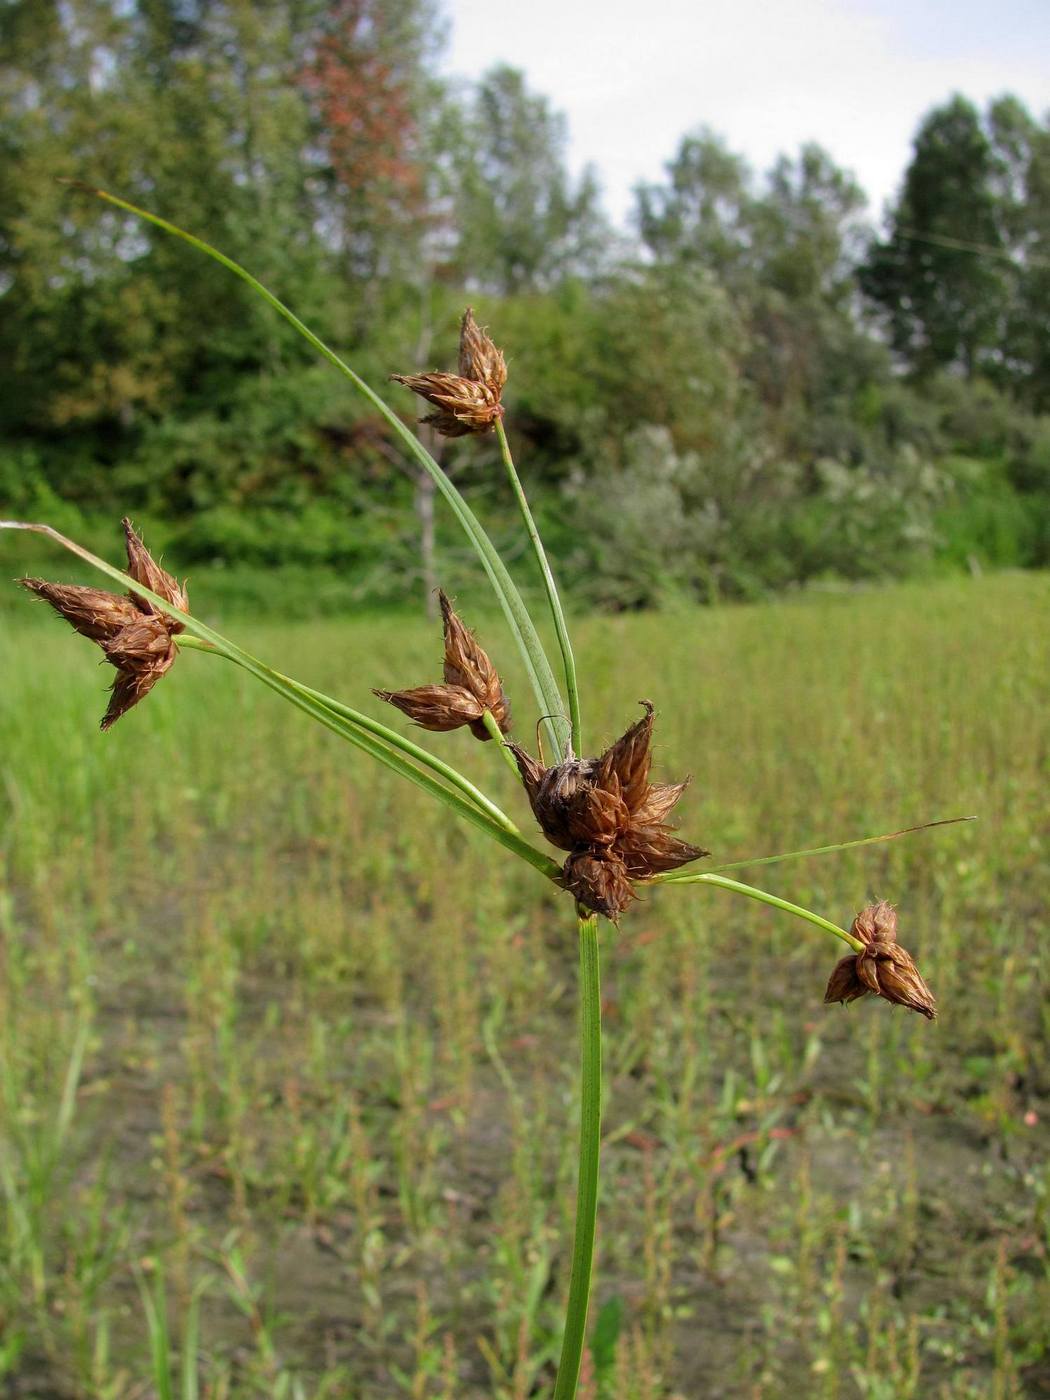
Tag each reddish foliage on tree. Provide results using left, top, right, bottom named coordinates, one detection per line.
left=301, top=0, right=425, bottom=226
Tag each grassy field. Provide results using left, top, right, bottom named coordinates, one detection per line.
left=0, top=568, right=1047, bottom=1398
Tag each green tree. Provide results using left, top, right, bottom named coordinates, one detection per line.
left=860, top=95, right=1007, bottom=377
left=635, top=129, right=753, bottom=283
left=441, top=65, right=608, bottom=294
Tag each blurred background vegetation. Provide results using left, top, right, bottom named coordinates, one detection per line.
left=3, top=0, right=1050, bottom=613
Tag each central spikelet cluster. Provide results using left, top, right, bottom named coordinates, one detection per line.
left=510, top=702, right=708, bottom=919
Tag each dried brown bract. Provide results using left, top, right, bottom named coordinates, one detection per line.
left=374, top=589, right=511, bottom=742
left=510, top=701, right=707, bottom=919
left=390, top=308, right=506, bottom=437
left=20, top=519, right=187, bottom=729
left=824, top=900, right=937, bottom=1020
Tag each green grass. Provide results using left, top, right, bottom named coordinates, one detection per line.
left=0, top=570, right=1047, bottom=1397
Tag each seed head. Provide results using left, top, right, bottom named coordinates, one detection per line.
left=510, top=701, right=707, bottom=920
left=824, top=901, right=937, bottom=1020
left=390, top=308, right=507, bottom=438
left=375, top=590, right=511, bottom=741
left=19, top=519, right=187, bottom=729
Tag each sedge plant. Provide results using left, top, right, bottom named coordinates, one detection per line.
left=2, top=185, right=974, bottom=1397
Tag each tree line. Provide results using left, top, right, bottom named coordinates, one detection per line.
left=2, top=0, right=1049, bottom=609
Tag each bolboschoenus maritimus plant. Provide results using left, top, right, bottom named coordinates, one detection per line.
left=2, top=185, right=974, bottom=1398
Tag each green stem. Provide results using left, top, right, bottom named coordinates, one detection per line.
left=495, top=419, right=581, bottom=759
left=176, top=641, right=559, bottom=881
left=480, top=706, right=523, bottom=780
left=553, top=909, right=602, bottom=1400
left=176, top=636, right=522, bottom=835
left=657, top=872, right=864, bottom=952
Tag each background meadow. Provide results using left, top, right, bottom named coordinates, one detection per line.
left=0, top=566, right=1047, bottom=1397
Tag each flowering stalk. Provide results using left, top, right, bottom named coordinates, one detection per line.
left=553, top=909, right=602, bottom=1400
left=496, top=418, right=581, bottom=758
left=7, top=191, right=966, bottom=1397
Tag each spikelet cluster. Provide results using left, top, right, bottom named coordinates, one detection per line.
left=375, top=590, right=511, bottom=741
left=824, top=901, right=937, bottom=1019
left=391, top=308, right=506, bottom=437
left=510, top=702, right=707, bottom=919
left=21, top=518, right=187, bottom=729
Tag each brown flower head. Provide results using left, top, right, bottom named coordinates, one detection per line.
left=375, top=589, right=511, bottom=742
left=390, top=308, right=506, bottom=437
left=510, top=701, right=708, bottom=920
left=20, top=518, right=187, bottom=729
left=824, top=900, right=937, bottom=1020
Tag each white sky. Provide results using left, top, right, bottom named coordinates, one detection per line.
left=440, top=0, right=1050, bottom=228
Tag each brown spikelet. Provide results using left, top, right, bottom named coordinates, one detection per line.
left=823, top=955, right=869, bottom=1006
left=617, top=826, right=709, bottom=878
left=508, top=741, right=545, bottom=803
left=561, top=849, right=635, bottom=921
left=390, top=308, right=507, bottom=438
left=389, top=372, right=502, bottom=437
left=100, top=620, right=178, bottom=729
left=458, top=307, right=507, bottom=396
left=850, top=899, right=898, bottom=946
left=565, top=784, right=631, bottom=848
left=373, top=684, right=483, bottom=733
left=633, top=780, right=689, bottom=825
left=529, top=758, right=600, bottom=850
left=596, top=701, right=654, bottom=814
left=102, top=614, right=179, bottom=670
left=856, top=939, right=937, bottom=1019
left=439, top=590, right=511, bottom=736
left=122, top=517, right=188, bottom=620
left=20, top=579, right=140, bottom=642
left=824, top=902, right=937, bottom=1020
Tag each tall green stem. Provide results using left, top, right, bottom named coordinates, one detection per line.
left=495, top=419, right=581, bottom=758
left=553, top=910, right=602, bottom=1399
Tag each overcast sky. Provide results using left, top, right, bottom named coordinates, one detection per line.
left=440, top=0, right=1049, bottom=229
